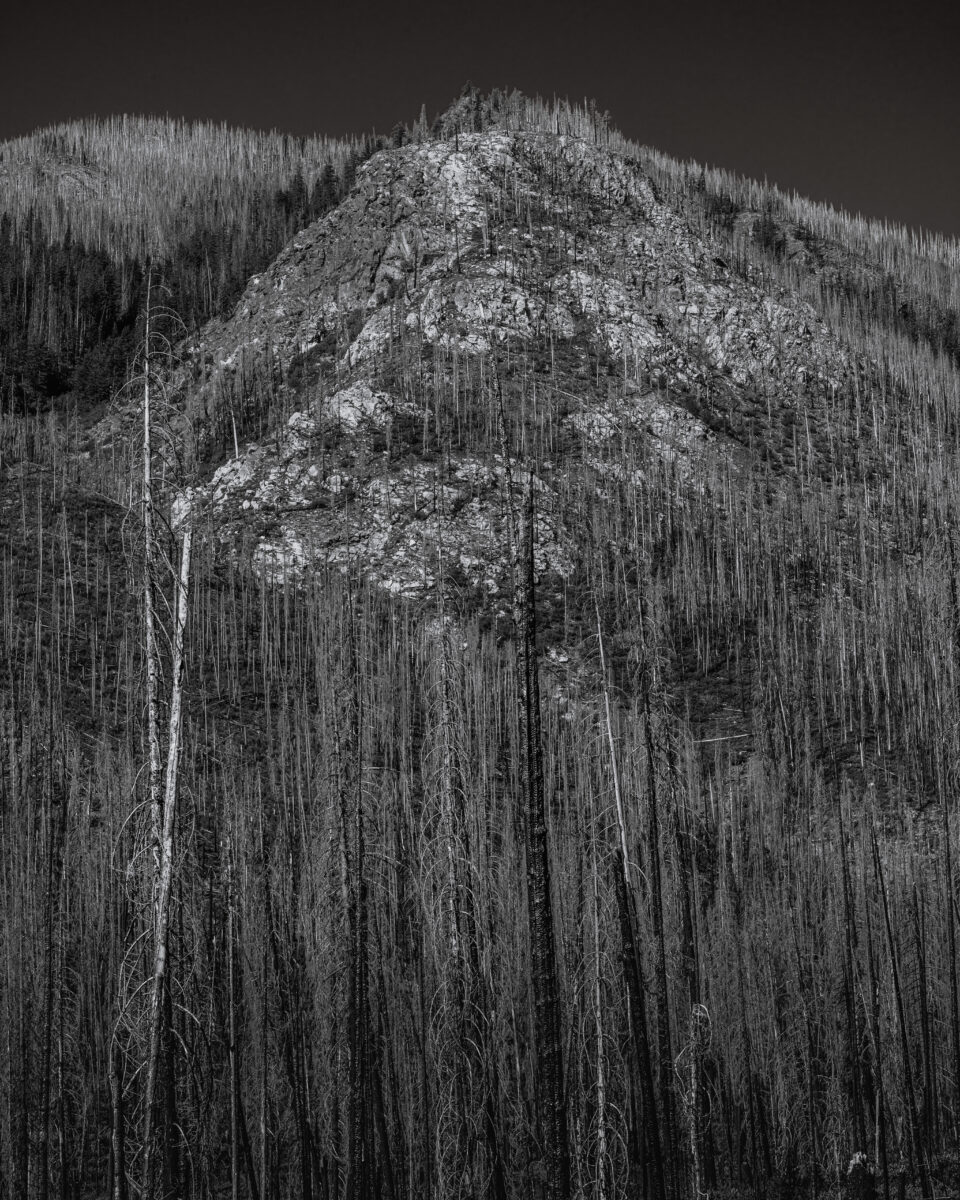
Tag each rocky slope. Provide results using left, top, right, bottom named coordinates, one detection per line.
left=164, top=127, right=859, bottom=602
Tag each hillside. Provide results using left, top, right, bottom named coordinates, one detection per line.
left=0, top=114, right=376, bottom=413
left=3, top=90, right=960, bottom=1200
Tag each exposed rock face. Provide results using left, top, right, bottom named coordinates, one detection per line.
left=175, top=128, right=856, bottom=600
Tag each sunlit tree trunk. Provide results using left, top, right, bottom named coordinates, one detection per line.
left=140, top=519, right=192, bottom=1200
left=141, top=269, right=163, bottom=874
left=516, top=484, right=571, bottom=1199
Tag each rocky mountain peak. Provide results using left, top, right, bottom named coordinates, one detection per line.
left=167, top=122, right=852, bottom=607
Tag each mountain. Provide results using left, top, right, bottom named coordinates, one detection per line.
left=174, top=124, right=846, bottom=597
left=2, top=89, right=960, bottom=1200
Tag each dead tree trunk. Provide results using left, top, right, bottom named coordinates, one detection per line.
left=140, top=521, right=193, bottom=1200
left=141, top=269, right=163, bottom=875
left=597, top=613, right=667, bottom=1200
left=490, top=360, right=571, bottom=1198
left=515, top=484, right=571, bottom=1200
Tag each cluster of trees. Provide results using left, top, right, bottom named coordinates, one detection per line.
left=0, top=210, right=144, bottom=411
left=0, top=119, right=386, bottom=416
left=2, top=90, right=960, bottom=1200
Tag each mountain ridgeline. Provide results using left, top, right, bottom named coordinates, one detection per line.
left=2, top=89, right=960, bottom=1200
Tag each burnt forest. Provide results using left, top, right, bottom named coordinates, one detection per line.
left=2, top=87, right=960, bottom=1200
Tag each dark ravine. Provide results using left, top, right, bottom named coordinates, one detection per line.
left=1, top=90, right=960, bottom=1199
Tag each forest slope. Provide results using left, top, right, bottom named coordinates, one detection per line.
left=2, top=91, right=960, bottom=1200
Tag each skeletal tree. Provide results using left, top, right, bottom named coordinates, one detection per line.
left=596, top=609, right=667, bottom=1200
left=515, top=482, right=571, bottom=1200
left=139, top=517, right=192, bottom=1200
left=112, top=264, right=195, bottom=1200
left=489, top=346, right=571, bottom=1198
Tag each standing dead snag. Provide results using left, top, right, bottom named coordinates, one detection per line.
left=492, top=347, right=571, bottom=1197
left=140, top=519, right=192, bottom=1200
left=514, top=481, right=572, bottom=1200
left=679, top=1004, right=711, bottom=1200
left=130, top=263, right=195, bottom=1200
left=871, top=830, right=932, bottom=1200
left=425, top=544, right=509, bottom=1200
left=942, top=525, right=960, bottom=1149
left=597, top=609, right=667, bottom=1200
left=142, top=268, right=163, bottom=875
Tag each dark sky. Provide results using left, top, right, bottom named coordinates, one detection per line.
left=2, top=0, right=957, bottom=239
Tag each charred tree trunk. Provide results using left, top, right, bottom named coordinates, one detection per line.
left=336, top=594, right=373, bottom=1200
left=943, top=530, right=960, bottom=1143
left=871, top=831, right=932, bottom=1200
left=109, top=1033, right=129, bottom=1200
left=597, top=614, right=666, bottom=1200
